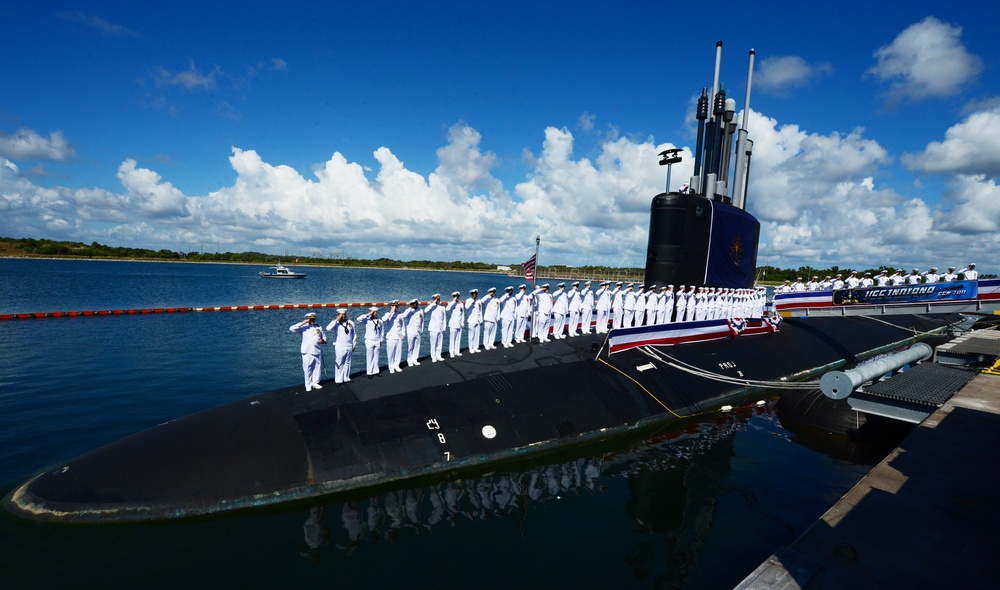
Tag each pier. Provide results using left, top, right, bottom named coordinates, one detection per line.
left=736, top=360, right=1000, bottom=588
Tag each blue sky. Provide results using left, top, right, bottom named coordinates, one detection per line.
left=2, top=1, right=998, bottom=274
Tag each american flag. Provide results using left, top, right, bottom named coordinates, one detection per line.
left=523, top=254, right=536, bottom=281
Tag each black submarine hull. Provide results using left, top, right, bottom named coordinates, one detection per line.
left=5, top=313, right=961, bottom=522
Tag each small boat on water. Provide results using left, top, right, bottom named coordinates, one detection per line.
left=259, top=264, right=306, bottom=279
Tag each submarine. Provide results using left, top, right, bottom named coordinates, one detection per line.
left=4, top=43, right=964, bottom=523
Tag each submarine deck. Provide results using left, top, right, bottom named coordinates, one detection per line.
left=736, top=370, right=1000, bottom=590
left=5, top=313, right=963, bottom=522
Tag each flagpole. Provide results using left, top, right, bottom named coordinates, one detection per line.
left=534, top=235, right=540, bottom=289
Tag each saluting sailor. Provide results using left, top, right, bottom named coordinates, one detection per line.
left=498, top=286, right=516, bottom=348
left=447, top=292, right=465, bottom=357
left=481, top=287, right=500, bottom=349
left=400, top=299, right=424, bottom=366
left=551, top=283, right=568, bottom=339
left=674, top=285, right=688, bottom=322
left=566, top=282, right=581, bottom=336
left=611, top=282, right=625, bottom=329
left=943, top=267, right=958, bottom=282
left=326, top=309, right=356, bottom=384
left=514, top=285, right=531, bottom=343
left=960, top=263, right=978, bottom=281
left=644, top=285, right=658, bottom=325
left=426, top=294, right=447, bottom=362
left=531, top=283, right=553, bottom=342
left=290, top=312, right=326, bottom=392
left=383, top=300, right=405, bottom=373
left=465, top=289, right=483, bottom=353
left=594, top=281, right=611, bottom=333
left=579, top=281, right=594, bottom=335
left=356, top=307, right=384, bottom=378
left=623, top=284, right=638, bottom=327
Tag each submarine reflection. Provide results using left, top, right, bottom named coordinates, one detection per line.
left=297, top=400, right=784, bottom=560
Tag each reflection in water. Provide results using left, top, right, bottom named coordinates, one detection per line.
left=299, top=401, right=787, bottom=584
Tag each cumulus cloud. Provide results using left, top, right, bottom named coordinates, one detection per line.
left=2, top=117, right=997, bottom=271
left=902, top=102, right=1000, bottom=177
left=0, top=128, right=77, bottom=162
left=754, top=56, right=834, bottom=96
left=867, top=17, right=982, bottom=104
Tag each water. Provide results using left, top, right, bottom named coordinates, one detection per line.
left=0, top=259, right=882, bottom=589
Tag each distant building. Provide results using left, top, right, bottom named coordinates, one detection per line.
left=496, top=265, right=511, bottom=271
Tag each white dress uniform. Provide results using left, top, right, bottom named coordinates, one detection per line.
left=943, top=269, right=958, bottom=282
left=644, top=287, right=658, bottom=325
left=960, top=265, right=978, bottom=281
left=326, top=312, right=357, bottom=384
left=447, top=293, right=465, bottom=357
left=906, top=270, right=922, bottom=285
left=383, top=304, right=405, bottom=373
left=658, top=287, right=673, bottom=324
left=674, top=286, right=688, bottom=322
left=684, top=287, right=697, bottom=321
left=400, top=301, right=424, bottom=366
left=595, top=283, right=611, bottom=333
left=498, top=288, right=516, bottom=347
left=531, top=285, right=553, bottom=342
left=551, top=284, right=568, bottom=339
left=623, top=286, right=637, bottom=327
left=290, top=314, right=326, bottom=391
left=426, top=296, right=447, bottom=361
left=465, top=291, right=483, bottom=352
left=514, top=286, right=531, bottom=342
left=481, top=290, right=500, bottom=349
left=567, top=283, right=582, bottom=336
left=579, top=282, right=594, bottom=334
left=610, top=284, right=624, bottom=329
left=356, top=309, right=384, bottom=376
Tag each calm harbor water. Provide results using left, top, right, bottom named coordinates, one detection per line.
left=0, top=258, right=885, bottom=589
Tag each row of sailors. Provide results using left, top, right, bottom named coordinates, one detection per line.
left=777, top=263, right=979, bottom=293
left=290, top=282, right=768, bottom=391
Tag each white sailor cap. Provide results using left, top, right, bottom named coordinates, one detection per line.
left=452, top=291, right=461, bottom=297
left=542, top=283, right=550, bottom=288
left=408, top=298, right=419, bottom=305
left=648, top=284, right=656, bottom=289
left=470, top=288, right=478, bottom=294
left=336, top=308, right=348, bottom=314
left=505, top=286, right=514, bottom=291
left=572, top=281, right=580, bottom=286
left=389, top=300, right=400, bottom=305
left=880, top=270, right=887, bottom=274
left=488, top=287, right=496, bottom=293
left=969, top=263, right=976, bottom=267
left=912, top=268, right=919, bottom=272
left=930, top=267, right=938, bottom=271
left=616, top=281, right=623, bottom=285
left=557, top=282, right=565, bottom=288
left=667, top=284, right=673, bottom=287
left=369, top=306, right=379, bottom=312
left=304, top=312, right=317, bottom=319
left=518, top=284, right=527, bottom=289
left=948, top=266, right=956, bottom=270
left=432, top=293, right=441, bottom=299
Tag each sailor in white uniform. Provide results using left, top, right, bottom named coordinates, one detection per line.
left=326, top=308, right=356, bottom=384
left=611, top=282, right=625, bottom=329
left=290, top=312, right=326, bottom=392
left=622, top=284, right=638, bottom=327
left=921, top=267, right=940, bottom=283
left=658, top=285, right=673, bottom=324
left=684, top=286, right=697, bottom=321
left=551, top=283, right=568, bottom=339
left=426, top=294, right=446, bottom=361
left=481, top=287, right=500, bottom=349
left=578, top=281, right=594, bottom=334
left=514, top=285, right=531, bottom=343
left=567, top=282, right=582, bottom=336
left=498, top=286, right=516, bottom=347
left=383, top=301, right=405, bottom=373
left=832, top=275, right=844, bottom=290
left=644, top=285, right=658, bottom=325
left=960, top=263, right=978, bottom=281
left=674, top=285, right=688, bottom=322
left=531, top=284, right=553, bottom=342
left=465, top=289, right=483, bottom=352
left=400, top=299, right=424, bottom=366
left=595, top=281, right=611, bottom=333
left=356, top=307, right=384, bottom=377
left=447, top=292, right=464, bottom=357
left=889, top=269, right=906, bottom=286
left=906, top=269, right=922, bottom=285
left=860, top=273, right=874, bottom=288
left=875, top=270, right=890, bottom=287
left=942, top=267, right=958, bottom=282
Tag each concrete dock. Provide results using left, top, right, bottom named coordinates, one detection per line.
left=736, top=371, right=1000, bottom=589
